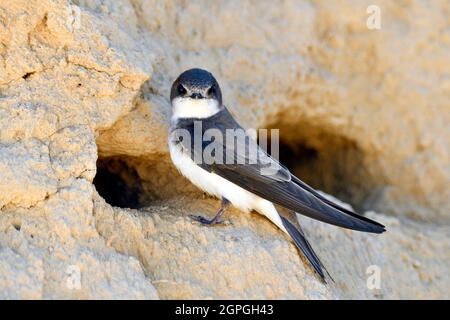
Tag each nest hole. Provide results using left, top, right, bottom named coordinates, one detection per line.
left=93, top=157, right=144, bottom=209
left=269, top=122, right=377, bottom=212
left=93, top=154, right=194, bottom=209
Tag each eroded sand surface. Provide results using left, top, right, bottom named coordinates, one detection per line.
left=0, top=0, right=449, bottom=299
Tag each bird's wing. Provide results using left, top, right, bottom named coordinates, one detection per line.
left=174, top=109, right=385, bottom=234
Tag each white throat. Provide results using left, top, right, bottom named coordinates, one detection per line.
left=171, top=97, right=220, bottom=120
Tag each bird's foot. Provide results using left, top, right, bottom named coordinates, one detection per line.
left=189, top=198, right=230, bottom=226
left=189, top=214, right=224, bottom=226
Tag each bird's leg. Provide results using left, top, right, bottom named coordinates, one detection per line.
left=190, top=198, right=230, bottom=225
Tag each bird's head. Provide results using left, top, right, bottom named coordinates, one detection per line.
left=170, top=68, right=223, bottom=119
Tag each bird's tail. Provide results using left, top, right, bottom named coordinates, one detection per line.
left=280, top=211, right=333, bottom=283
left=290, top=176, right=386, bottom=234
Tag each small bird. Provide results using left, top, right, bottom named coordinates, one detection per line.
left=168, top=68, right=385, bottom=281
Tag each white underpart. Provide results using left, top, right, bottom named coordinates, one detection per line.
left=169, top=140, right=288, bottom=234
left=171, top=97, right=220, bottom=120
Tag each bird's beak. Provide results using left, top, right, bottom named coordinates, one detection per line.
left=190, top=92, right=204, bottom=99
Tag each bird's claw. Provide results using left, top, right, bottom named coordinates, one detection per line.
left=189, top=214, right=224, bottom=225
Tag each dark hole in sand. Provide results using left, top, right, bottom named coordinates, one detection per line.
left=264, top=122, right=376, bottom=213
left=93, top=157, right=143, bottom=209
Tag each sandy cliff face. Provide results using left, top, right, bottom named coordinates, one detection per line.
left=0, top=0, right=448, bottom=299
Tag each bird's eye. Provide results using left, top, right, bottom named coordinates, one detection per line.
left=207, top=85, right=216, bottom=96
left=177, top=84, right=187, bottom=95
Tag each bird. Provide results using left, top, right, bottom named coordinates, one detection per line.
left=168, top=68, right=385, bottom=281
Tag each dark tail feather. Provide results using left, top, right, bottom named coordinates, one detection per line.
left=280, top=214, right=333, bottom=283
left=291, top=176, right=386, bottom=234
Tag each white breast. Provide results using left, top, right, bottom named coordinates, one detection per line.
left=168, top=140, right=287, bottom=233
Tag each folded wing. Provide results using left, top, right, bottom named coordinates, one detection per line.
left=174, top=108, right=385, bottom=234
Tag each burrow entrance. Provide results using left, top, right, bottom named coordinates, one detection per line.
left=93, top=155, right=199, bottom=209
left=268, top=120, right=380, bottom=213
left=93, top=157, right=144, bottom=209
